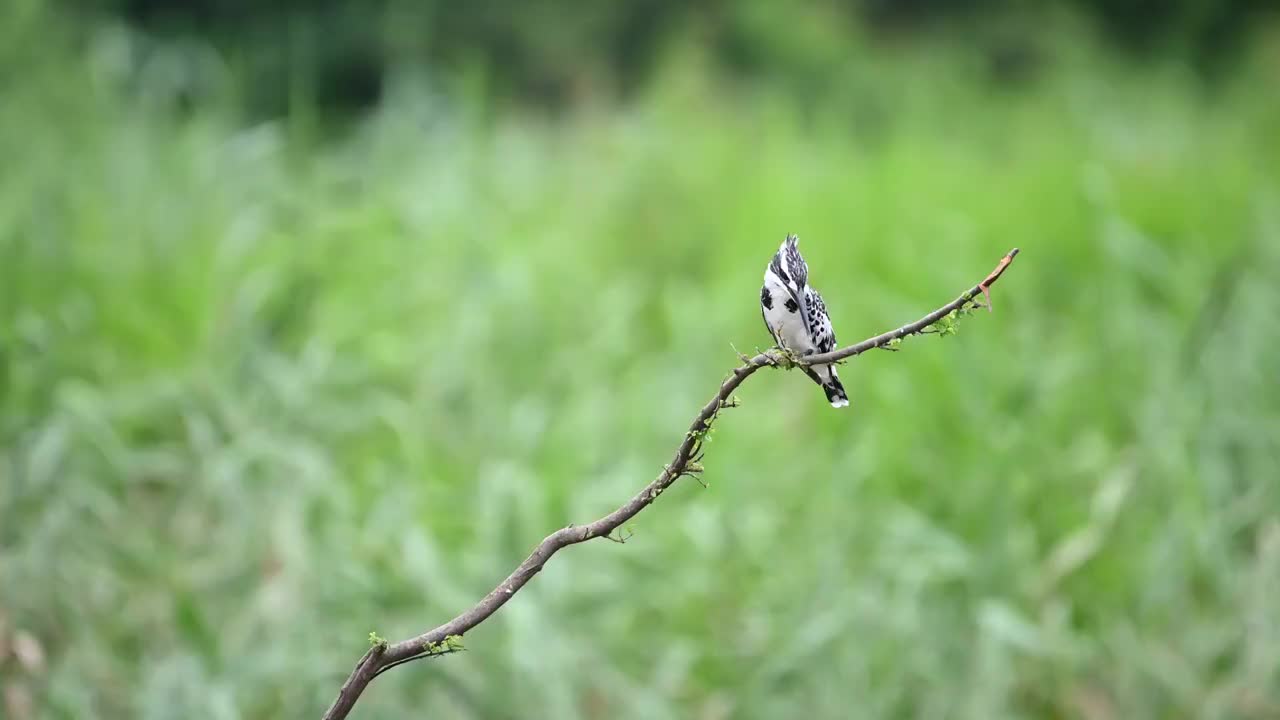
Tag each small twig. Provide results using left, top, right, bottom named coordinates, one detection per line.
left=370, top=646, right=466, bottom=681
left=603, top=528, right=635, bottom=544
left=320, top=248, right=1020, bottom=720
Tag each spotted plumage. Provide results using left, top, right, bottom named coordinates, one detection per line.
left=760, top=235, right=849, bottom=408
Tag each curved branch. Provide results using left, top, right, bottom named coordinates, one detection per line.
left=798, top=247, right=1019, bottom=366
left=321, top=247, right=1020, bottom=720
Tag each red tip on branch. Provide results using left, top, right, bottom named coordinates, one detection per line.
left=977, top=248, right=1020, bottom=312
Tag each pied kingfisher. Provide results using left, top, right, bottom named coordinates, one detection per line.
left=760, top=234, right=849, bottom=408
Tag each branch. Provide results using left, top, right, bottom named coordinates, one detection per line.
left=798, top=247, right=1019, bottom=366
left=321, top=248, right=1020, bottom=720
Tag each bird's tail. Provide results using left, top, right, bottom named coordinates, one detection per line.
left=823, top=379, right=849, bottom=408
left=804, top=365, right=849, bottom=409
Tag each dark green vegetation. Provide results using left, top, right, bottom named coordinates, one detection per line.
left=3, top=3, right=1280, bottom=718
left=87, top=0, right=1272, bottom=113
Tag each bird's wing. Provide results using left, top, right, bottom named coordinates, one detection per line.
left=806, top=288, right=837, bottom=353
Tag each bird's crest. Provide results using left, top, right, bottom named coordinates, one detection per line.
left=769, top=234, right=809, bottom=291
left=779, top=234, right=808, bottom=290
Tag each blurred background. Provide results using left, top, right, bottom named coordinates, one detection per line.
left=3, top=0, right=1280, bottom=718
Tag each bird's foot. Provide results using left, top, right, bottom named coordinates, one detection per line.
left=766, top=347, right=802, bottom=369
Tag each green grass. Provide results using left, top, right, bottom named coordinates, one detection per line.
left=3, top=9, right=1280, bottom=720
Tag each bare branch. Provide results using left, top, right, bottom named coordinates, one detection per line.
left=321, top=248, right=1020, bottom=720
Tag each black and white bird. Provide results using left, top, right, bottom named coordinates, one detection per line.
left=760, top=234, right=850, bottom=408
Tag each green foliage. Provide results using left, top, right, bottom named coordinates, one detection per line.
left=78, top=0, right=1267, bottom=116
left=422, top=635, right=465, bottom=657
left=927, top=308, right=974, bottom=338
left=3, top=5, right=1280, bottom=720
left=766, top=347, right=805, bottom=370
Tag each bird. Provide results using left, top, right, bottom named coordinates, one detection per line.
left=760, top=234, right=850, bottom=408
